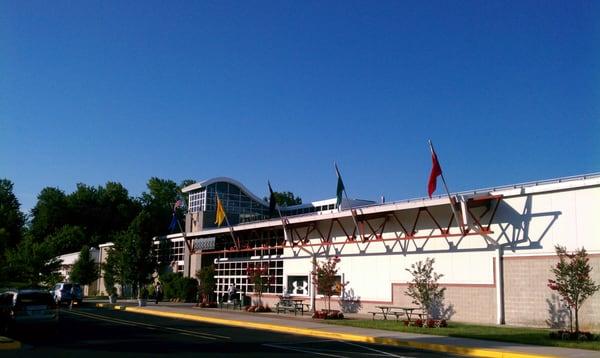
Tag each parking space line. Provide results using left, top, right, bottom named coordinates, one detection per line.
left=63, top=309, right=228, bottom=341
left=340, top=340, right=413, bottom=358
left=264, top=343, right=351, bottom=357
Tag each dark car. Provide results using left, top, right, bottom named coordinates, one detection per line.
left=0, top=289, right=58, bottom=334
left=51, top=283, right=83, bottom=305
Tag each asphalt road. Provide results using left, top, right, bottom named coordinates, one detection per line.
left=5, top=307, right=463, bottom=357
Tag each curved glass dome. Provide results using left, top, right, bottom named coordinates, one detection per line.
left=183, top=177, right=270, bottom=228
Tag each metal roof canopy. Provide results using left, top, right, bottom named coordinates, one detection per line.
left=184, top=193, right=503, bottom=258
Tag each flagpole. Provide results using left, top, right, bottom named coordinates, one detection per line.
left=335, top=162, right=364, bottom=241
left=216, top=192, right=240, bottom=250
left=428, top=140, right=464, bottom=234
left=268, top=181, right=312, bottom=256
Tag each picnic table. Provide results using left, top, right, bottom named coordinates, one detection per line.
left=369, top=306, right=427, bottom=322
left=275, top=297, right=309, bottom=316
left=218, top=293, right=243, bottom=310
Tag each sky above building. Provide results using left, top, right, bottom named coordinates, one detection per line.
left=1, top=1, right=599, bottom=214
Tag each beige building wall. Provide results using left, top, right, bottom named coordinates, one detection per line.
left=504, top=255, right=600, bottom=330
left=278, top=177, right=600, bottom=327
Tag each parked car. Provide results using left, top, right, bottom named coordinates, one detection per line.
left=51, top=283, right=83, bottom=305
left=0, top=289, right=58, bottom=334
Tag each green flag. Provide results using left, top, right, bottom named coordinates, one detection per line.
left=335, top=164, right=345, bottom=208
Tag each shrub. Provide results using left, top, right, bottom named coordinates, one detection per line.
left=196, top=265, right=216, bottom=304
left=312, top=309, right=344, bottom=319
left=548, top=245, right=600, bottom=334
left=405, top=258, right=446, bottom=319
left=311, top=256, right=341, bottom=312
left=159, top=272, right=198, bottom=302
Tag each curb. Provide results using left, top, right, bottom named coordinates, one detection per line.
left=0, top=336, right=21, bottom=350
left=95, top=304, right=557, bottom=358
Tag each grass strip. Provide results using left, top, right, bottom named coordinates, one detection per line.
left=323, top=320, right=600, bottom=351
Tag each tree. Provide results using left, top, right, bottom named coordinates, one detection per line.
left=264, top=191, right=302, bottom=207
left=110, top=211, right=156, bottom=298
left=4, top=234, right=63, bottom=286
left=70, top=245, right=99, bottom=286
left=548, top=245, right=600, bottom=333
left=30, top=187, right=69, bottom=241
left=102, top=253, right=118, bottom=297
left=246, top=263, right=273, bottom=306
left=311, top=256, right=341, bottom=312
left=405, top=258, right=446, bottom=319
left=97, top=182, right=142, bottom=241
left=140, top=177, right=184, bottom=235
left=196, top=265, right=216, bottom=304
left=45, top=225, right=86, bottom=257
left=0, top=179, right=26, bottom=251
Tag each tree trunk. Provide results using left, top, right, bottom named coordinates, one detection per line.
left=569, top=307, right=573, bottom=333
left=574, top=304, right=579, bottom=333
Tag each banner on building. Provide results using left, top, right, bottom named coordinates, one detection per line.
left=193, top=237, right=215, bottom=251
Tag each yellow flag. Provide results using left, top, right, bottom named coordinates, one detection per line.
left=214, top=195, right=226, bottom=227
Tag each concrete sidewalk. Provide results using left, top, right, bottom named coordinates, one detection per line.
left=91, top=301, right=598, bottom=358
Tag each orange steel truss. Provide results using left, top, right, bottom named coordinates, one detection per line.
left=188, top=195, right=503, bottom=259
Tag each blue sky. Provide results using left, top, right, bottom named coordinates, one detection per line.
left=1, top=1, right=599, bottom=214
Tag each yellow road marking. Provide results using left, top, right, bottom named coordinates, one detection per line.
left=98, top=305, right=559, bottom=358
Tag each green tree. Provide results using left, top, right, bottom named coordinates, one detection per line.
left=264, top=191, right=302, bottom=207
left=196, top=265, right=216, bottom=304
left=311, top=256, right=341, bottom=312
left=30, top=187, right=69, bottom=241
left=110, top=211, right=156, bottom=298
left=4, top=235, right=63, bottom=286
left=140, top=177, right=183, bottom=235
left=69, top=245, right=99, bottom=286
left=0, top=179, right=26, bottom=251
left=96, top=182, right=142, bottom=243
left=405, top=258, right=446, bottom=319
left=548, top=245, right=600, bottom=333
left=67, top=183, right=101, bottom=237
left=45, top=225, right=86, bottom=257
left=102, top=253, right=118, bottom=297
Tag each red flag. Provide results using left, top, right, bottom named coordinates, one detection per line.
left=427, top=150, right=442, bottom=198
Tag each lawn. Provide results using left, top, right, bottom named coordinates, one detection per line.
left=323, top=319, right=600, bottom=351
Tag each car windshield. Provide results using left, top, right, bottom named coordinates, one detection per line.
left=62, top=284, right=72, bottom=291
left=17, top=292, right=54, bottom=306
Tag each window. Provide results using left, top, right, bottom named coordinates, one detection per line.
left=188, top=190, right=206, bottom=212
left=215, top=259, right=283, bottom=295
left=286, top=275, right=309, bottom=295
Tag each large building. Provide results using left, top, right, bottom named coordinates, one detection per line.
left=167, top=174, right=599, bottom=329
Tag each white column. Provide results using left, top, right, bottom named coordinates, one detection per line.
left=310, top=255, right=316, bottom=312
left=495, top=246, right=505, bottom=324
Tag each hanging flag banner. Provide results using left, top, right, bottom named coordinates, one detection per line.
left=268, top=181, right=277, bottom=217
left=193, top=237, right=215, bottom=251
left=215, top=195, right=226, bottom=227
left=427, top=144, right=443, bottom=198
left=335, top=163, right=345, bottom=208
